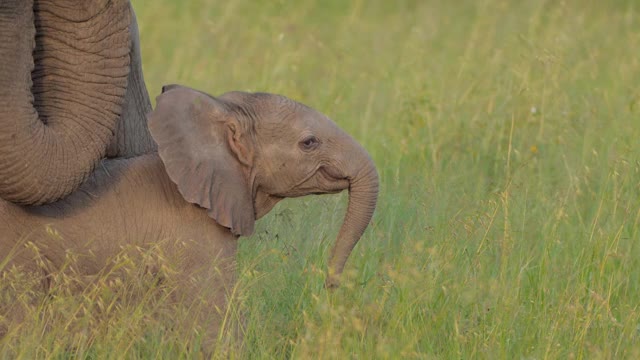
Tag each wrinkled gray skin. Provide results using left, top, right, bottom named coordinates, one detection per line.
left=0, top=0, right=156, bottom=206
left=0, top=0, right=378, bottom=353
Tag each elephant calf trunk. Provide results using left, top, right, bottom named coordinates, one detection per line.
left=326, top=155, right=379, bottom=289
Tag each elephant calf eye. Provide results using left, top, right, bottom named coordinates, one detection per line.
left=300, top=136, right=320, bottom=151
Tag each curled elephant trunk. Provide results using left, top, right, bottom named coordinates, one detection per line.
left=0, top=0, right=131, bottom=205
left=325, top=146, right=379, bottom=289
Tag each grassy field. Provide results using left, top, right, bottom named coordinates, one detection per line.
left=3, top=0, right=640, bottom=358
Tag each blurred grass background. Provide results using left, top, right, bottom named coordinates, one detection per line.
left=4, top=0, right=640, bottom=358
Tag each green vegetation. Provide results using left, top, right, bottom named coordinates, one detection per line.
left=3, top=0, right=640, bottom=358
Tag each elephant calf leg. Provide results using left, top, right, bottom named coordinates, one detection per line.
left=153, top=237, right=241, bottom=355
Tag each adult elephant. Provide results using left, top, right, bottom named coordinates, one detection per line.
left=0, top=0, right=156, bottom=206
left=0, top=85, right=379, bottom=351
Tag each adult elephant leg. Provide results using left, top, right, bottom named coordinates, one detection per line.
left=0, top=0, right=131, bottom=205
left=107, top=3, right=158, bottom=158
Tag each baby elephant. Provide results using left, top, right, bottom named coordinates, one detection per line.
left=0, top=85, right=379, bottom=352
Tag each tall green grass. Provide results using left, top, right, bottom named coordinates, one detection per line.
left=3, top=0, right=640, bottom=358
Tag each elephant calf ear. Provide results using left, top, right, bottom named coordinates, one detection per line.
left=147, top=85, right=256, bottom=236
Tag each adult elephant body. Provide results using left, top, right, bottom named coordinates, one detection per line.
left=0, top=85, right=379, bottom=351
left=0, top=0, right=155, bottom=206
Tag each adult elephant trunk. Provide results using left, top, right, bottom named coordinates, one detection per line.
left=106, top=2, right=157, bottom=158
left=325, top=141, right=379, bottom=288
left=0, top=0, right=131, bottom=205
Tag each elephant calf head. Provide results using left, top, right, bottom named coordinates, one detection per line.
left=148, top=85, right=379, bottom=288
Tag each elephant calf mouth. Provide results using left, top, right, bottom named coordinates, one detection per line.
left=315, top=167, right=350, bottom=193
left=311, top=189, right=343, bottom=195
left=281, top=167, right=350, bottom=198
